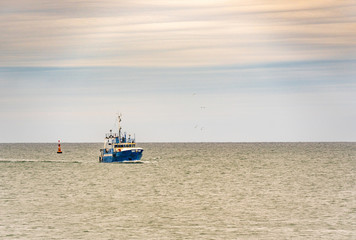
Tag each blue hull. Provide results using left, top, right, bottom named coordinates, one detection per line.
left=100, top=149, right=143, bottom=163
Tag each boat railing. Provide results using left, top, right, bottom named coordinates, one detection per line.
left=105, top=133, right=119, bottom=138
left=105, top=132, right=135, bottom=143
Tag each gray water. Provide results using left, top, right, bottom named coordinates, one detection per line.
left=0, top=143, right=355, bottom=239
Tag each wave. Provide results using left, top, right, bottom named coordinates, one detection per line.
left=0, top=158, right=82, bottom=163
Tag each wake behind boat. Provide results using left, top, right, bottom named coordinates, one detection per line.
left=99, top=115, right=143, bottom=163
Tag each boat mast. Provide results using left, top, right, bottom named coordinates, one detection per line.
left=118, top=114, right=122, bottom=142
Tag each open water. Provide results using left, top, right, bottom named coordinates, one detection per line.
left=0, top=142, right=355, bottom=239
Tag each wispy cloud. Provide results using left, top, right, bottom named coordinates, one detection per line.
left=1, top=0, right=355, bottom=67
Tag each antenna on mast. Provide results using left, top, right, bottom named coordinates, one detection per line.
left=117, top=113, right=122, bottom=140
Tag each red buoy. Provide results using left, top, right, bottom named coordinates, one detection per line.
left=57, top=140, right=62, bottom=154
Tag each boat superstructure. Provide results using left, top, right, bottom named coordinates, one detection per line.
left=99, top=115, right=143, bottom=163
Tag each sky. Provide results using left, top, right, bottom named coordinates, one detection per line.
left=0, top=0, right=355, bottom=142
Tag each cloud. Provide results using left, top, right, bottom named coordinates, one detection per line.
left=0, top=0, right=355, bottom=67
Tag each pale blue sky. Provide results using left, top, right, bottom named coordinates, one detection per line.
left=0, top=0, right=355, bottom=142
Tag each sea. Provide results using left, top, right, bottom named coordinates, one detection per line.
left=0, top=142, right=355, bottom=239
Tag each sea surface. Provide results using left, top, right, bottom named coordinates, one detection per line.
left=0, top=142, right=355, bottom=239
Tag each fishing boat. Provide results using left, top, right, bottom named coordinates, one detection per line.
left=99, top=115, right=143, bottom=163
